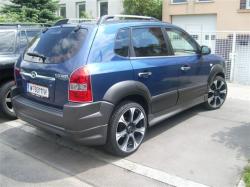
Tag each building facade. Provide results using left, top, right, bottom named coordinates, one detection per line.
left=162, top=0, right=250, bottom=33
left=57, top=0, right=124, bottom=19
left=163, top=0, right=250, bottom=85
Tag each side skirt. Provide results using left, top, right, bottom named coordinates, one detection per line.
left=148, top=95, right=207, bottom=127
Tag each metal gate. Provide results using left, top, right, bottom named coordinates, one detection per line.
left=189, top=31, right=250, bottom=85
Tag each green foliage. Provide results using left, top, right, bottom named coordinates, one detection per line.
left=123, top=0, right=162, bottom=20
left=80, top=11, right=91, bottom=19
left=0, top=0, right=60, bottom=23
left=244, top=165, right=250, bottom=187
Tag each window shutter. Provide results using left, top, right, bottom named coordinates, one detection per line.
left=240, top=0, right=246, bottom=9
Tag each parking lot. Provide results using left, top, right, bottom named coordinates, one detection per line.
left=0, top=83, right=249, bottom=187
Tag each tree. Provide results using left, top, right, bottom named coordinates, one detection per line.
left=123, top=0, right=162, bottom=20
left=0, top=0, right=60, bottom=23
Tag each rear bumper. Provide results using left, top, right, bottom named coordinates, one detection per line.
left=12, top=87, right=114, bottom=145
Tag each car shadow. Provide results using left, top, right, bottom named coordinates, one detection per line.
left=0, top=127, right=108, bottom=184
left=145, top=104, right=205, bottom=142
left=211, top=122, right=250, bottom=159
left=0, top=115, right=11, bottom=123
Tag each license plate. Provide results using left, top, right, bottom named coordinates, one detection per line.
left=27, top=83, right=49, bottom=98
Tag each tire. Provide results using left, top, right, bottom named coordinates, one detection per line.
left=204, top=76, right=227, bottom=110
left=0, top=81, right=17, bottom=119
left=105, top=101, right=147, bottom=157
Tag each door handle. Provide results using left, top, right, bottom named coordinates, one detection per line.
left=138, top=71, right=152, bottom=78
left=181, top=66, right=191, bottom=71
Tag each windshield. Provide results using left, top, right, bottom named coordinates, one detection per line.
left=0, top=30, right=16, bottom=54
left=24, top=27, right=88, bottom=64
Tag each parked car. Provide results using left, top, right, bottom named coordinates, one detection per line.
left=12, top=15, right=227, bottom=156
left=0, top=24, right=43, bottom=119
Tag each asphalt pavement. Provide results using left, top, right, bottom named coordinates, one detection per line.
left=0, top=83, right=249, bottom=187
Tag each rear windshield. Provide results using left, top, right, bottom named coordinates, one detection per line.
left=24, top=27, right=88, bottom=64
left=0, top=31, right=16, bottom=54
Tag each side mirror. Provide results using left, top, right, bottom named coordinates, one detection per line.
left=200, top=46, right=211, bottom=55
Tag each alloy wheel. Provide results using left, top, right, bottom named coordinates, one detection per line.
left=116, top=107, right=146, bottom=153
left=5, top=90, right=14, bottom=113
left=208, top=79, right=227, bottom=108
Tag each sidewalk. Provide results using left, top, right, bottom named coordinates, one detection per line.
left=227, top=83, right=250, bottom=101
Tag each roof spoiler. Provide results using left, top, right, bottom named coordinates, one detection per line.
left=53, top=18, right=97, bottom=26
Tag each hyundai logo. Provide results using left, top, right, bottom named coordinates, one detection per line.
left=31, top=71, right=37, bottom=79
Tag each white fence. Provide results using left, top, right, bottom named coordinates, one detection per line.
left=189, top=31, right=250, bottom=85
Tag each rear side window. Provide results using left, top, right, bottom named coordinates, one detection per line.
left=24, top=27, right=87, bottom=64
left=114, top=29, right=130, bottom=57
left=132, top=27, right=168, bottom=57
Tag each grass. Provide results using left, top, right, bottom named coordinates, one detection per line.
left=244, top=165, right=250, bottom=187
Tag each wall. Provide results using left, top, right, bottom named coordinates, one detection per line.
left=58, top=0, right=123, bottom=19
left=162, top=0, right=250, bottom=31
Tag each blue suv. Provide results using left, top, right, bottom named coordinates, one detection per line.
left=12, top=15, right=227, bottom=156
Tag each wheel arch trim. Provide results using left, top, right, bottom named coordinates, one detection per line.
left=103, top=80, right=152, bottom=113
left=208, top=64, right=225, bottom=84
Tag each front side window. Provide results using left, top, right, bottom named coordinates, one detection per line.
left=132, top=27, right=169, bottom=57
left=114, top=29, right=130, bottom=57
left=166, top=29, right=198, bottom=56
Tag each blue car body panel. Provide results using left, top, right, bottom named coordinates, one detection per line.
left=15, top=21, right=224, bottom=111
left=16, top=21, right=224, bottom=108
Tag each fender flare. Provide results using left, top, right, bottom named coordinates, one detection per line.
left=103, top=80, right=152, bottom=112
left=208, top=64, right=225, bottom=84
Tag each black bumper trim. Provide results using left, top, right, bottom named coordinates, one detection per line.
left=12, top=90, right=114, bottom=145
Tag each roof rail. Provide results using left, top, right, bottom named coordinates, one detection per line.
left=53, top=18, right=97, bottom=26
left=98, top=15, right=159, bottom=24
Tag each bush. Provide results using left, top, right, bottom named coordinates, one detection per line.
left=0, top=0, right=60, bottom=23
left=123, top=0, right=162, bottom=20
left=244, top=165, right=250, bottom=187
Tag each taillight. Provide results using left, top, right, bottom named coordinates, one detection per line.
left=69, top=67, right=93, bottom=103
left=14, top=67, right=20, bottom=84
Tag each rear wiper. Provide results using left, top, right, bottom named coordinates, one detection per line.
left=42, top=27, right=49, bottom=33
left=27, top=52, right=47, bottom=62
left=74, top=25, right=81, bottom=32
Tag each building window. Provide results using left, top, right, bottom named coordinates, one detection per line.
left=247, top=0, right=250, bottom=9
left=76, top=2, right=86, bottom=18
left=240, top=0, right=250, bottom=9
left=197, top=0, right=213, bottom=2
left=171, top=0, right=187, bottom=4
left=58, top=4, right=66, bottom=18
left=98, top=0, right=108, bottom=17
